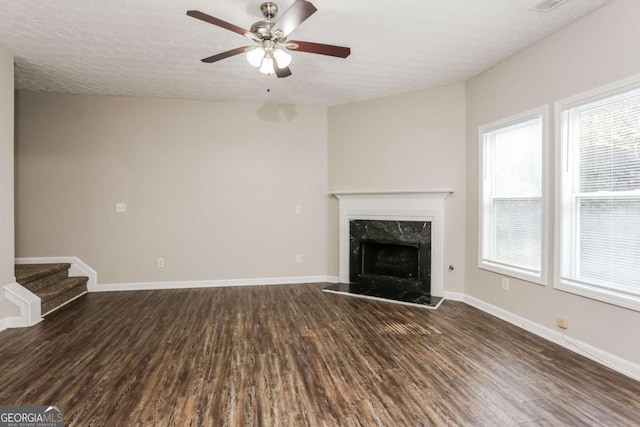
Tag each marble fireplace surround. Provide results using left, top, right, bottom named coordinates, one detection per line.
left=332, top=190, right=453, bottom=298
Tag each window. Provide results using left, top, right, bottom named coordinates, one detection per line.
left=479, top=107, right=547, bottom=284
left=556, top=77, right=640, bottom=311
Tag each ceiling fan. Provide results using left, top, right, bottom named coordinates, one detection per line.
left=186, top=0, right=351, bottom=78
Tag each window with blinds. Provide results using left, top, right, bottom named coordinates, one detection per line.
left=558, top=81, right=640, bottom=310
left=479, top=108, right=546, bottom=283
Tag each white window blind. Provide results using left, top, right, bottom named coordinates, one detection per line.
left=480, top=112, right=544, bottom=282
left=559, top=84, right=640, bottom=306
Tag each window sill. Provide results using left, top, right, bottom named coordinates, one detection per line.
left=479, top=261, right=545, bottom=286
left=555, top=280, right=640, bottom=313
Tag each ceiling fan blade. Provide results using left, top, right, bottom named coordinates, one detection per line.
left=273, top=0, right=318, bottom=38
left=187, top=10, right=255, bottom=40
left=201, top=46, right=253, bottom=63
left=275, top=65, right=292, bottom=78
left=287, top=41, right=351, bottom=58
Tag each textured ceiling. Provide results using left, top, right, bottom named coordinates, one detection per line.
left=0, top=0, right=610, bottom=106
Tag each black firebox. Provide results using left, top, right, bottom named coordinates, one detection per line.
left=348, top=220, right=431, bottom=297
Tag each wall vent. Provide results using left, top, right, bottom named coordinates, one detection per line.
left=530, top=0, right=568, bottom=12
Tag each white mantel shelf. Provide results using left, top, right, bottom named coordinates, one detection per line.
left=330, top=190, right=453, bottom=199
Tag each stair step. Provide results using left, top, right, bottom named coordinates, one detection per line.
left=14, top=263, right=88, bottom=317
left=41, top=277, right=88, bottom=315
left=15, top=263, right=70, bottom=285
left=21, top=269, right=69, bottom=294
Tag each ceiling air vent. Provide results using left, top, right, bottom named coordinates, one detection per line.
left=530, top=0, right=568, bottom=12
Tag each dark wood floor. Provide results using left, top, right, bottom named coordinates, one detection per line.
left=1, top=284, right=639, bottom=426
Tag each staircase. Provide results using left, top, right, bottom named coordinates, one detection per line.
left=15, top=263, right=88, bottom=316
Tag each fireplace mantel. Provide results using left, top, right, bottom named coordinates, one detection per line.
left=331, top=189, right=452, bottom=298
left=331, top=189, right=453, bottom=199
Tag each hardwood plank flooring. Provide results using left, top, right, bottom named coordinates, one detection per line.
left=1, top=284, right=639, bottom=426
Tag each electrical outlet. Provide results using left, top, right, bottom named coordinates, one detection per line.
left=295, top=205, right=302, bottom=215
left=557, top=317, right=569, bottom=329
left=157, top=258, right=164, bottom=268
left=502, top=277, right=510, bottom=291
left=296, top=254, right=302, bottom=263
left=116, top=203, right=127, bottom=213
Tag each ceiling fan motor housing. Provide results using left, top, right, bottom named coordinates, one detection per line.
left=260, top=2, right=278, bottom=20
left=250, top=20, right=274, bottom=39
left=252, top=3, right=281, bottom=40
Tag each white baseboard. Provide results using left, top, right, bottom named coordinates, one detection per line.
left=3, top=282, right=42, bottom=328
left=2, top=315, right=37, bottom=329
left=463, top=294, right=640, bottom=382
left=94, top=275, right=336, bottom=292
left=444, top=291, right=465, bottom=302
left=16, top=256, right=98, bottom=291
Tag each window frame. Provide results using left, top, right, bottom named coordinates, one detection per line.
left=554, top=74, right=640, bottom=312
left=478, top=106, right=549, bottom=285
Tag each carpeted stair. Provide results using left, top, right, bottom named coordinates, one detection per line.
left=15, top=263, right=88, bottom=316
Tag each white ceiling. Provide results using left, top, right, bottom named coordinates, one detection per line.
left=0, top=0, right=610, bottom=106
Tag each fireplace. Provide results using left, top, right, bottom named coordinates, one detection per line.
left=348, top=219, right=432, bottom=298
left=323, top=190, right=450, bottom=309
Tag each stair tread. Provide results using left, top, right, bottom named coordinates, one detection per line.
left=37, top=276, right=88, bottom=301
left=15, top=263, right=71, bottom=284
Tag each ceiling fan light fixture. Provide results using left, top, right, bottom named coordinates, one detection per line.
left=259, top=56, right=275, bottom=75
left=246, top=46, right=266, bottom=67
left=273, top=48, right=292, bottom=68
left=187, top=0, right=351, bottom=79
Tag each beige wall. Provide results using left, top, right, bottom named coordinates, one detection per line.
left=466, top=0, right=640, bottom=364
left=0, top=45, right=18, bottom=318
left=328, top=84, right=466, bottom=292
left=16, top=92, right=329, bottom=284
